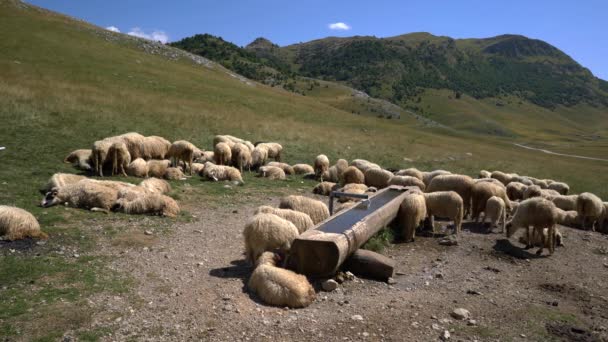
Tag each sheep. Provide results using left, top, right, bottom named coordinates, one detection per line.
left=232, top=143, right=252, bottom=173
left=214, top=142, right=232, bottom=166
left=64, top=149, right=93, bottom=171
left=243, top=213, right=299, bottom=263
left=196, top=151, right=215, bottom=163
left=548, top=182, right=569, bottom=195
left=523, top=185, right=560, bottom=200
left=258, top=166, right=286, bottom=180
left=388, top=175, right=426, bottom=190
left=518, top=227, right=563, bottom=249
left=139, top=178, right=171, bottom=194
left=474, top=178, right=506, bottom=188
left=147, top=159, right=171, bottom=178
left=350, top=159, right=381, bottom=173
left=213, top=135, right=236, bottom=149
left=85, top=179, right=136, bottom=192
left=247, top=251, right=316, bottom=308
left=108, top=141, right=131, bottom=177
left=126, top=158, right=149, bottom=178
left=528, top=177, right=549, bottom=189
left=364, top=168, right=393, bottom=189
left=506, top=182, right=527, bottom=201
left=551, top=195, right=578, bottom=211
left=314, top=154, right=330, bottom=180
left=257, top=143, right=283, bottom=161
left=481, top=196, right=506, bottom=232
left=0, top=206, right=48, bottom=241
left=426, top=174, right=474, bottom=217
left=324, top=165, right=339, bottom=182
left=471, top=181, right=511, bottom=222
left=312, top=182, right=337, bottom=196
left=340, top=166, right=365, bottom=185
left=191, top=162, right=206, bottom=175
left=168, top=140, right=197, bottom=175
left=164, top=167, right=186, bottom=181
left=114, top=193, right=180, bottom=217
left=279, top=195, right=330, bottom=224
left=251, top=145, right=269, bottom=169
left=511, top=176, right=534, bottom=186
left=576, top=192, right=605, bottom=231
left=202, top=162, right=244, bottom=184
left=118, top=132, right=145, bottom=160
left=490, top=170, right=514, bottom=186
left=254, top=206, right=314, bottom=234
left=423, top=191, right=464, bottom=235
left=334, top=159, right=349, bottom=177
left=92, top=138, right=115, bottom=177
left=506, top=197, right=558, bottom=255
left=554, top=208, right=580, bottom=228
left=478, top=170, right=492, bottom=179
left=141, top=136, right=171, bottom=160
left=397, top=191, right=427, bottom=242
left=41, top=180, right=119, bottom=211
left=42, top=173, right=87, bottom=193
left=395, top=168, right=423, bottom=181
left=509, top=201, right=520, bottom=216
left=422, top=170, right=452, bottom=187
left=293, top=164, right=314, bottom=175
left=267, top=162, right=295, bottom=175
left=338, top=183, right=373, bottom=203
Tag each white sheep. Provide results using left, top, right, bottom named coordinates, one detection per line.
left=232, top=142, right=252, bottom=173
left=141, top=136, right=171, bottom=160
left=258, top=165, right=286, bottom=180
left=243, top=213, right=299, bottom=263
left=118, top=132, right=145, bottom=160
left=314, top=154, right=330, bottom=180
left=576, top=192, right=604, bottom=231
left=426, top=174, right=474, bottom=218
left=312, top=182, right=337, bottom=196
left=64, top=149, right=93, bottom=171
left=490, top=170, right=514, bottom=185
left=548, top=181, right=569, bottom=195
left=164, top=167, right=187, bottom=181
left=139, top=177, right=171, bottom=194
left=341, top=166, right=365, bottom=185
left=115, top=192, right=180, bottom=217
left=279, top=195, right=329, bottom=225
left=338, top=183, right=374, bottom=203
left=478, top=170, right=492, bottom=179
left=190, top=162, right=206, bottom=175
left=251, top=145, right=269, bottom=169
left=214, top=142, right=232, bottom=166
left=423, top=191, right=464, bottom=235
left=42, top=173, right=87, bottom=193
left=395, top=168, right=423, bottom=180
left=168, top=140, right=197, bottom=175
left=397, top=191, right=427, bottom=242
left=471, top=181, right=511, bottom=222
left=254, top=206, right=314, bottom=233
left=422, top=170, right=452, bottom=187
left=257, top=142, right=283, bottom=161
left=364, top=168, right=393, bottom=189
left=292, top=164, right=314, bottom=175
left=350, top=159, right=381, bottom=173
left=202, top=162, right=244, bottom=184
left=146, top=159, right=171, bottom=178
left=126, top=158, right=149, bottom=178
left=41, top=179, right=119, bottom=211
left=551, top=195, right=578, bottom=211
left=506, top=197, right=558, bottom=255
left=267, top=162, right=295, bottom=175
left=0, top=206, right=48, bottom=241
left=481, top=196, right=506, bottom=232
left=554, top=208, right=580, bottom=228
left=109, top=141, right=131, bottom=177
left=388, top=175, right=426, bottom=191
left=506, top=182, right=527, bottom=201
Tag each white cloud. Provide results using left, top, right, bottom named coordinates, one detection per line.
left=328, top=22, right=351, bottom=31
left=127, top=27, right=169, bottom=44
left=106, top=26, right=120, bottom=33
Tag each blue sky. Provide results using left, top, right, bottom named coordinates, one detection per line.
left=27, top=0, right=608, bottom=79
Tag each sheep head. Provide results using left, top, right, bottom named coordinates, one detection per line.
left=41, top=188, right=60, bottom=207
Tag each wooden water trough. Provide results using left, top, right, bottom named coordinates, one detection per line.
left=288, top=185, right=410, bottom=278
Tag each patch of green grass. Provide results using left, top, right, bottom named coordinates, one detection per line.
left=362, top=226, right=396, bottom=253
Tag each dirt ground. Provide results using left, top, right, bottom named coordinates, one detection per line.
left=64, top=194, right=608, bottom=342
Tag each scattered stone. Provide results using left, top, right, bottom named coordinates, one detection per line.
left=395, top=271, right=406, bottom=276
left=439, top=236, right=458, bottom=246
left=196, top=262, right=204, bottom=267
left=72, top=253, right=79, bottom=258
left=432, top=323, right=441, bottom=330
left=466, top=290, right=483, bottom=296
left=467, top=319, right=477, bottom=326
left=387, top=277, right=396, bottom=285
left=351, top=315, right=363, bottom=321
left=451, top=308, right=470, bottom=320
left=362, top=332, right=369, bottom=337
left=434, top=273, right=444, bottom=279
left=483, top=266, right=501, bottom=273
left=520, top=334, right=526, bottom=338
left=322, top=279, right=339, bottom=292
left=440, top=330, right=451, bottom=340
left=144, top=230, right=153, bottom=235
left=411, top=322, right=419, bottom=328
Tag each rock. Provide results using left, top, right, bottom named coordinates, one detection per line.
left=466, top=290, right=483, bottom=296
left=431, top=323, right=441, bottom=330
left=232, top=210, right=238, bottom=214
left=451, top=308, right=470, bottom=320
left=439, top=236, right=458, bottom=246
left=351, top=314, right=363, bottom=321
left=467, top=319, right=477, bottom=326
left=440, top=330, right=451, bottom=340
left=322, top=279, right=339, bottom=292
left=387, top=277, right=397, bottom=285
left=144, top=230, right=153, bottom=235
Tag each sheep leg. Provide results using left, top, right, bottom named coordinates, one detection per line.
left=536, top=227, right=545, bottom=256
left=548, top=225, right=556, bottom=255
left=524, top=227, right=533, bottom=249
left=501, top=208, right=506, bottom=233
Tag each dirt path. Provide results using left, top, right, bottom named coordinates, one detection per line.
left=513, top=143, right=608, bottom=162
left=86, top=198, right=608, bottom=341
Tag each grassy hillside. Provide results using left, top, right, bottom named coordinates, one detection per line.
left=0, top=1, right=607, bottom=339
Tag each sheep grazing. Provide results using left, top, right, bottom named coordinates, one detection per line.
left=248, top=252, right=316, bottom=308
left=232, top=143, right=252, bottom=173
left=293, top=164, right=314, bottom=175
left=395, top=168, right=423, bottom=181
left=258, top=165, right=286, bottom=180
left=118, top=132, right=145, bottom=160
left=140, top=178, right=171, bottom=194
left=471, top=181, right=511, bottom=222
left=213, top=135, right=236, bottom=149
left=254, top=206, right=314, bottom=234
left=243, top=213, right=299, bottom=263
left=0, top=206, right=48, bottom=241
left=481, top=196, right=506, bottom=232
left=554, top=208, right=580, bottom=228
left=506, top=182, right=527, bottom=201
left=397, top=191, right=427, bottom=242
left=314, top=154, right=330, bottom=180
left=523, top=185, right=560, bottom=200
left=147, top=159, right=171, bottom=178
left=478, top=170, right=492, bottom=179
left=41, top=180, right=118, bottom=211
left=340, top=166, right=365, bottom=185
left=548, top=181, right=569, bottom=195
left=312, top=182, right=337, bottom=196
left=126, top=158, right=149, bottom=178
left=108, top=141, right=131, bottom=177
left=164, top=167, right=186, bottom=181
left=506, top=197, right=558, bottom=255
left=576, top=192, right=605, bottom=231
left=64, top=149, right=93, bottom=171
left=338, top=183, right=373, bottom=203
left=267, top=162, right=295, bottom=176
left=426, top=174, right=474, bottom=218
left=251, top=145, right=269, bottom=169
left=214, top=142, right=232, bottom=166
left=490, top=170, right=514, bottom=186
left=364, top=168, right=393, bottom=189
left=388, top=175, right=426, bottom=191
left=551, top=195, right=578, bottom=211
left=279, top=195, right=329, bottom=225
left=141, top=136, right=171, bottom=160
left=114, top=193, right=180, bottom=217
left=423, top=191, right=464, bottom=235
left=422, top=170, right=452, bottom=187
left=202, top=162, right=244, bottom=185
left=168, top=140, right=197, bottom=175
left=42, top=173, right=87, bottom=193
left=92, top=138, right=114, bottom=176
left=335, top=159, right=349, bottom=175
left=325, top=165, right=340, bottom=183
left=350, top=159, right=381, bottom=174
left=257, top=142, right=283, bottom=162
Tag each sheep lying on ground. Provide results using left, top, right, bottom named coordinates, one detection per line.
left=279, top=195, right=329, bottom=224
left=267, top=162, right=295, bottom=175
left=338, top=183, right=376, bottom=202
left=397, top=191, right=427, bottom=242
left=254, top=206, right=314, bottom=233
left=388, top=175, right=426, bottom=190
left=576, top=192, right=605, bottom=231
left=257, top=143, right=283, bottom=162
left=506, top=182, right=527, bottom=201
left=114, top=193, right=179, bottom=217
left=314, top=154, right=330, bottom=180
left=481, top=196, right=506, bottom=232
left=312, top=182, right=337, bottom=196
left=140, top=178, right=171, bottom=194
left=248, top=252, right=316, bottom=308
left=232, top=143, right=252, bottom=173
left=426, top=174, right=474, bottom=218
left=422, top=170, right=451, bottom=187
left=551, top=195, right=578, bottom=211
left=190, top=162, right=205, bottom=175
left=64, top=149, right=93, bottom=171
left=168, top=140, right=197, bottom=175
left=127, top=158, right=149, bottom=178
left=202, top=162, right=244, bottom=184
left=258, top=166, right=286, bottom=180
left=293, top=164, right=314, bottom=175
left=341, top=166, right=365, bottom=185
left=478, top=170, right=492, bottom=179
left=41, top=180, right=119, bottom=211
left=548, top=181, right=569, bottom=195
left=109, top=142, right=131, bottom=177
left=243, top=213, right=299, bottom=263
left=141, top=136, right=171, bottom=160
left=506, top=197, right=558, bottom=255
left=364, top=168, right=393, bottom=189
left=251, top=145, right=269, bottom=169
left=147, top=159, right=171, bottom=178
left=423, top=191, right=463, bottom=235
left=164, top=167, right=187, bottom=181
left=42, top=173, right=87, bottom=193
left=471, top=181, right=511, bottom=221
left=214, top=142, right=232, bottom=166
left=196, top=151, right=215, bottom=163
left=0, top=206, right=48, bottom=241
left=350, top=159, right=380, bottom=173
left=396, top=168, right=424, bottom=181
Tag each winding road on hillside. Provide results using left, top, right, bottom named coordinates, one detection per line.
left=513, top=143, right=608, bottom=162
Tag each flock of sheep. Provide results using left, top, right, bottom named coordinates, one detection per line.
left=1, top=131, right=608, bottom=310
